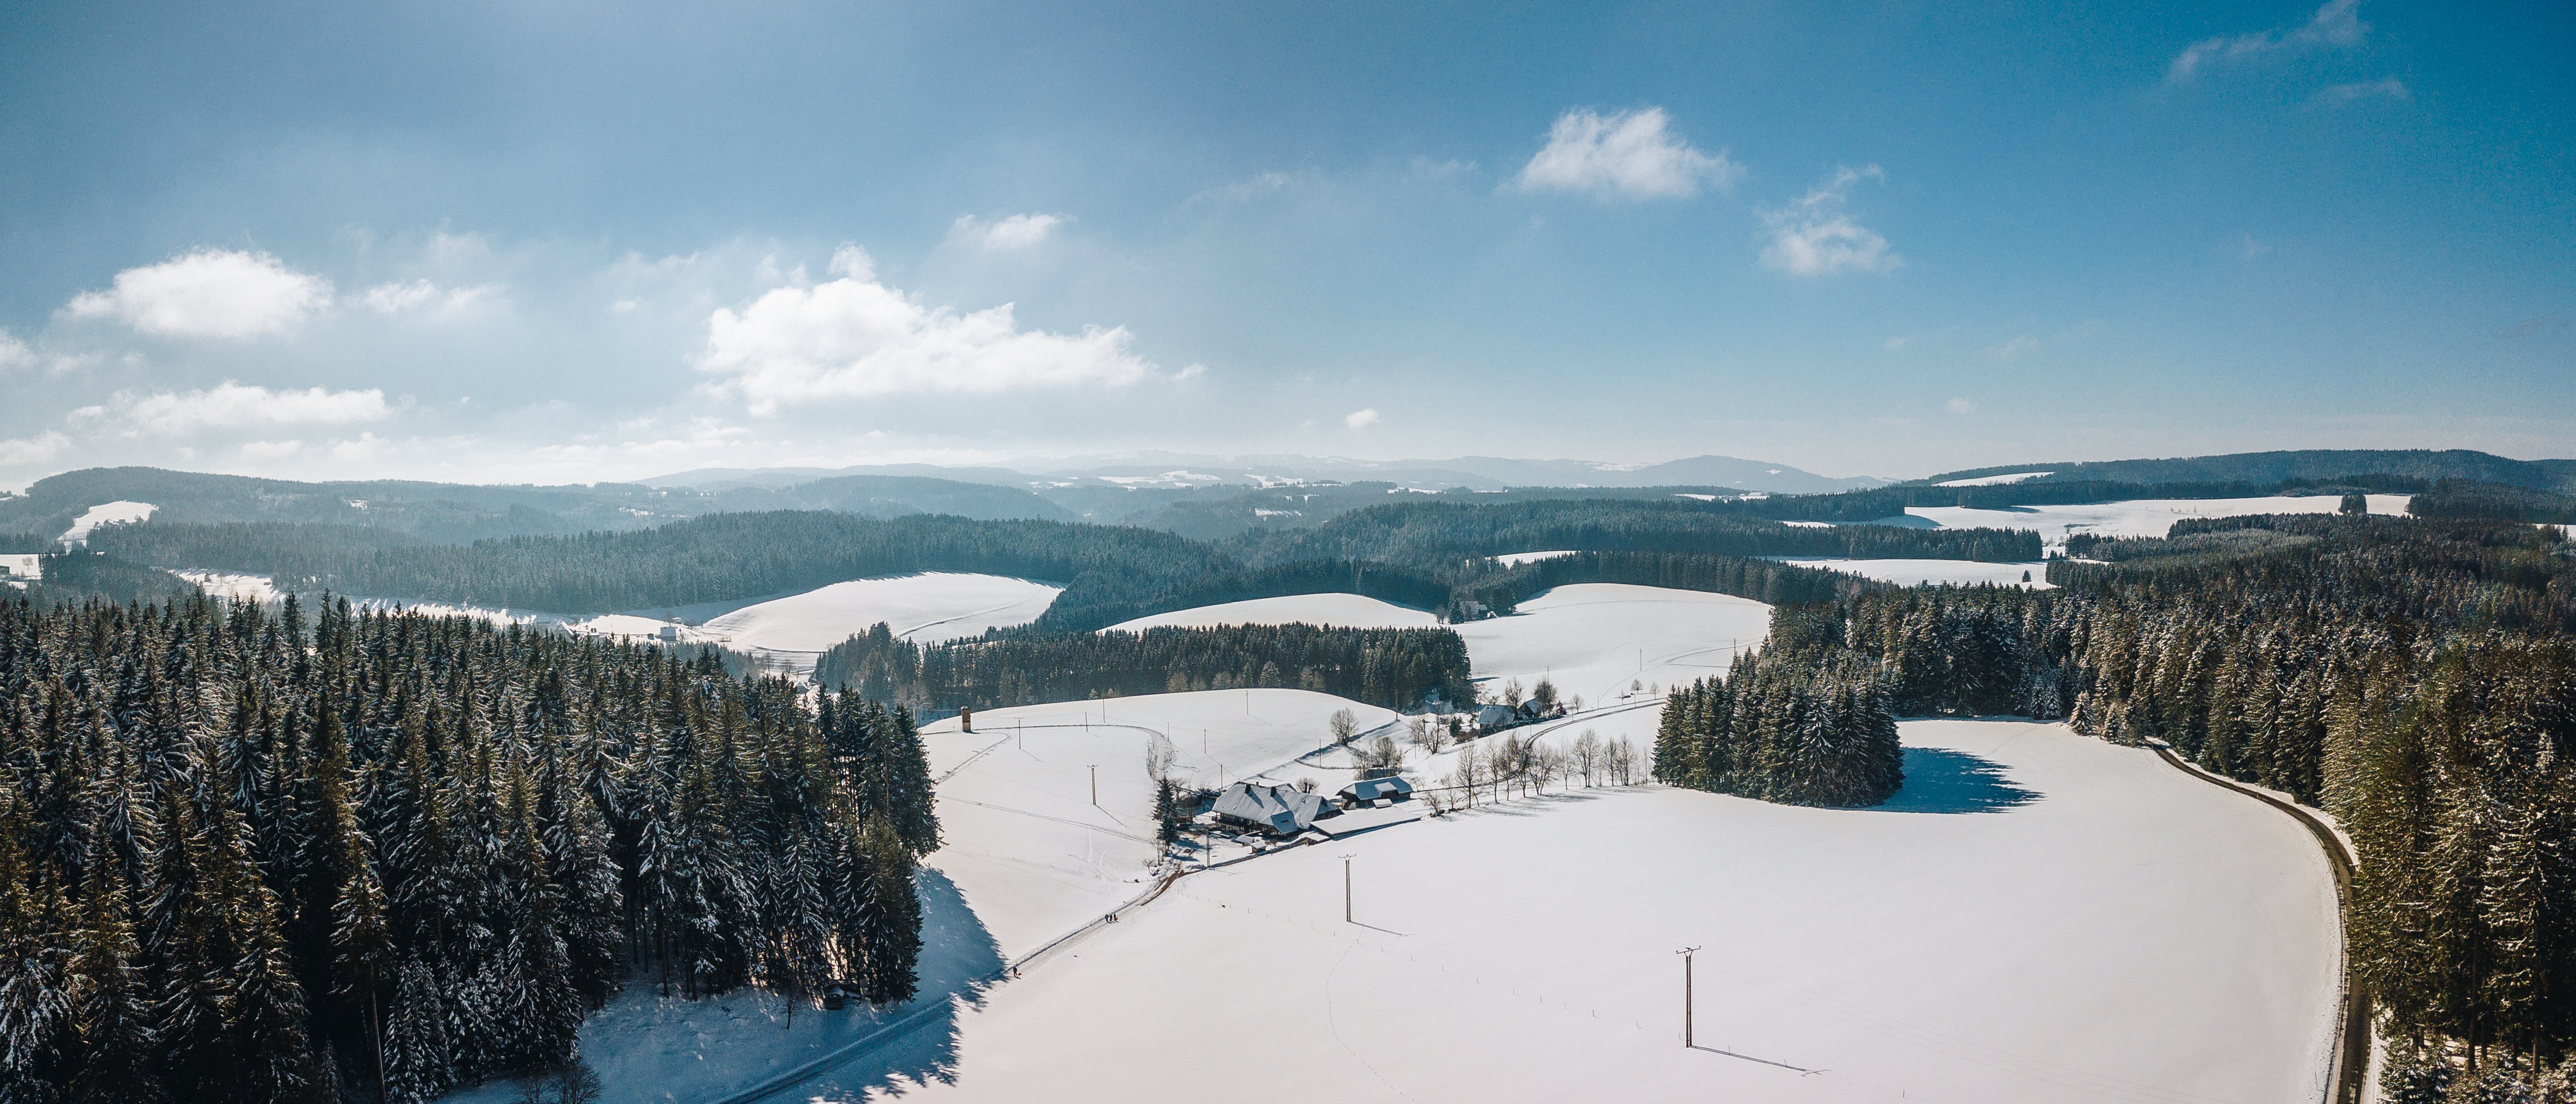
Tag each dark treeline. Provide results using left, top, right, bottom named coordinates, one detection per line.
left=17, top=552, right=199, bottom=612
left=1652, top=644, right=1905, bottom=808
left=816, top=622, right=1472, bottom=714
left=2407, top=478, right=2576, bottom=524
left=1793, top=516, right=2576, bottom=1076
left=1235, top=498, right=2042, bottom=565
left=1450, top=550, right=1882, bottom=620
left=91, top=512, right=1230, bottom=629
left=0, top=594, right=936, bottom=1104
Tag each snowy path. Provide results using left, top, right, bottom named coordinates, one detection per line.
left=782, top=719, right=2344, bottom=1104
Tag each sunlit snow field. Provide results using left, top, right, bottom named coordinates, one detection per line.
left=800, top=717, right=2342, bottom=1104
left=1102, top=592, right=1439, bottom=632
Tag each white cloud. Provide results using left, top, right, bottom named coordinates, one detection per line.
left=0, top=431, right=70, bottom=466
left=0, top=330, right=32, bottom=372
left=1515, top=107, right=1743, bottom=200
left=1946, top=397, right=1977, bottom=415
left=77, top=382, right=393, bottom=436
left=239, top=439, right=306, bottom=460
left=2168, top=0, right=2366, bottom=82
left=1760, top=166, right=1902, bottom=277
left=61, top=249, right=332, bottom=338
left=2316, top=78, right=2409, bottom=105
left=360, top=279, right=501, bottom=315
left=698, top=245, right=1161, bottom=412
left=1989, top=335, right=2042, bottom=359
left=951, top=213, right=1068, bottom=251
left=1344, top=408, right=1381, bottom=429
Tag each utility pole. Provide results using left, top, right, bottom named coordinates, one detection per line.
left=1678, top=946, right=1701, bottom=1048
left=1342, top=854, right=1356, bottom=923
left=1088, top=764, right=1099, bottom=806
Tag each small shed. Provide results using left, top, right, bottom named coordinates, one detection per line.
left=1337, top=777, right=1414, bottom=809
left=1211, top=782, right=1341, bottom=837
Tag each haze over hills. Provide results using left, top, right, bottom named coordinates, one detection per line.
left=647, top=453, right=1891, bottom=495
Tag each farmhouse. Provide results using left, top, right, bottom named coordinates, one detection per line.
left=1336, top=776, right=1413, bottom=809
left=1210, top=781, right=1340, bottom=837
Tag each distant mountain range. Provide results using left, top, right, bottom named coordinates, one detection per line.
left=1919, top=449, right=2576, bottom=492
left=9, top=448, right=2569, bottom=554
left=645, top=453, right=1891, bottom=495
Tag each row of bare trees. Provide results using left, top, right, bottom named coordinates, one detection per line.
left=1427, top=729, right=1641, bottom=810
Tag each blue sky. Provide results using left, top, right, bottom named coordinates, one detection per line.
left=1, top=0, right=2568, bottom=488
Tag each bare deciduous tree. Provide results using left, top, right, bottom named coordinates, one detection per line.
left=1571, top=729, right=1602, bottom=786
left=1355, top=735, right=1405, bottom=779
left=1329, top=707, right=1360, bottom=744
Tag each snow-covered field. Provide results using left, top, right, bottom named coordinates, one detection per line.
left=173, top=569, right=283, bottom=603
left=1103, top=592, right=1439, bottom=632
left=1453, top=584, right=1772, bottom=707
left=1897, top=493, right=2410, bottom=553
left=793, top=719, right=2343, bottom=1104
left=61, top=500, right=155, bottom=545
left=1492, top=549, right=1577, bottom=566
left=1769, top=557, right=2053, bottom=589
left=704, top=574, right=1061, bottom=651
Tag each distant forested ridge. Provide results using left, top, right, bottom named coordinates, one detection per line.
left=1919, top=448, right=2573, bottom=492
left=815, top=622, right=1472, bottom=713
left=0, top=595, right=934, bottom=1103
left=2406, top=478, right=2576, bottom=524
left=1233, top=498, right=2042, bottom=565
left=0, top=466, right=1072, bottom=547
left=88, top=502, right=2010, bottom=631
left=1775, top=515, right=2576, bottom=1071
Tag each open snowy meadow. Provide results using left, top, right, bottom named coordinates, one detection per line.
left=1449, top=583, right=1773, bottom=707
left=1894, top=493, right=2412, bottom=552
left=791, top=719, right=2343, bottom=1104
left=1102, top=591, right=1440, bottom=632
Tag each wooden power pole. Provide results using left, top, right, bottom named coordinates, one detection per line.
left=1678, top=946, right=1701, bottom=1047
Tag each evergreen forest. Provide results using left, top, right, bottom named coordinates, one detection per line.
left=0, top=594, right=938, bottom=1103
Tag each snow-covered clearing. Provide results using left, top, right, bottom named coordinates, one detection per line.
left=0, top=554, right=40, bottom=582
left=1103, top=592, right=1438, bottom=632
left=1769, top=557, right=2053, bottom=589
left=61, top=500, right=155, bottom=544
left=1897, top=493, right=2410, bottom=553
left=173, top=569, right=283, bottom=603
left=706, top=573, right=1060, bottom=650
left=1453, top=584, right=1771, bottom=707
left=1935, top=470, right=2053, bottom=487
left=791, top=719, right=2342, bottom=1104
left=1492, top=549, right=1577, bottom=566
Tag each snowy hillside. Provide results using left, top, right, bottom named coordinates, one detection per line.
left=1101, top=592, right=1439, bottom=632
left=787, top=720, right=2342, bottom=1104
left=1450, top=583, right=1772, bottom=706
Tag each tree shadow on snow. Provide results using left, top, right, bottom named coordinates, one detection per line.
left=743, top=868, right=1008, bottom=1102
left=1875, top=747, right=2040, bottom=814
